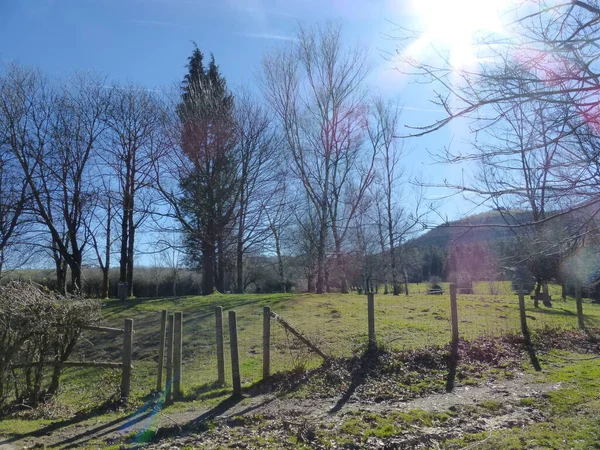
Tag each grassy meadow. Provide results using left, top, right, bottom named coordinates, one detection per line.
left=44, top=281, right=600, bottom=414
left=2, top=281, right=600, bottom=448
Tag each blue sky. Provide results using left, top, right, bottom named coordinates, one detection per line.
left=0, top=0, right=481, bottom=223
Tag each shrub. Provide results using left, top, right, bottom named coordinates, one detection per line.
left=0, top=282, right=101, bottom=409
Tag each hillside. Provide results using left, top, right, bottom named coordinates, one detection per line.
left=408, top=210, right=536, bottom=248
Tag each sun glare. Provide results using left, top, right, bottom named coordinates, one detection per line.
left=407, top=0, right=512, bottom=68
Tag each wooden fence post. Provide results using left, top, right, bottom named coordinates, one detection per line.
left=156, top=309, right=167, bottom=392
left=121, top=318, right=133, bottom=400
left=519, top=284, right=542, bottom=371
left=215, top=306, right=225, bottom=386
left=367, top=292, right=375, bottom=350
left=263, top=306, right=271, bottom=379
left=446, top=285, right=459, bottom=391
left=518, top=285, right=531, bottom=346
left=576, top=284, right=585, bottom=330
left=450, top=284, right=459, bottom=345
left=174, top=312, right=183, bottom=398
left=229, top=311, right=241, bottom=396
left=166, top=314, right=174, bottom=403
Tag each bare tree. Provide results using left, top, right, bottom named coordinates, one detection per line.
left=103, top=85, right=164, bottom=298
left=0, top=66, right=32, bottom=277
left=393, top=2, right=600, bottom=300
left=0, top=65, right=109, bottom=292
left=88, top=186, right=116, bottom=299
left=367, top=98, right=406, bottom=295
left=262, top=22, right=376, bottom=293
left=291, top=192, right=322, bottom=293
left=233, top=92, right=280, bottom=293
left=264, top=173, right=293, bottom=292
left=395, top=1, right=600, bottom=214
left=155, top=233, right=185, bottom=298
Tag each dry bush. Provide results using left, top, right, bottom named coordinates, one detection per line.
left=0, top=282, right=101, bottom=409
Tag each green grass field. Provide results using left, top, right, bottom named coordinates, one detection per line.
left=2, top=282, right=600, bottom=449
left=48, top=282, right=600, bottom=412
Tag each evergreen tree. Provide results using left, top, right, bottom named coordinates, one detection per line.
left=178, top=46, right=239, bottom=295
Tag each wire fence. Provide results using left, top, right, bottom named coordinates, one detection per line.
left=63, top=283, right=600, bottom=406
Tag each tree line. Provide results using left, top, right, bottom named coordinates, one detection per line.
left=0, top=23, right=426, bottom=297
left=7, top=3, right=598, bottom=299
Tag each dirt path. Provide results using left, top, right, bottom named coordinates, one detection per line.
left=218, top=375, right=559, bottom=421
left=0, top=372, right=560, bottom=449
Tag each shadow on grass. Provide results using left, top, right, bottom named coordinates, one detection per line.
left=133, top=362, right=321, bottom=445
left=526, top=307, right=578, bottom=317
left=180, top=381, right=229, bottom=402
left=445, top=341, right=458, bottom=392
left=0, top=398, right=141, bottom=448
left=526, top=344, right=542, bottom=371
left=103, top=294, right=295, bottom=320
left=135, top=394, right=246, bottom=445
left=329, top=349, right=378, bottom=414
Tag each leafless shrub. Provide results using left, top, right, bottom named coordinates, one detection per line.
left=0, top=282, right=101, bottom=409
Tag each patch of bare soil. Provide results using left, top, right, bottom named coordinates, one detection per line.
left=138, top=373, right=557, bottom=449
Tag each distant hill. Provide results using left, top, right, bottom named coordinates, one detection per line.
left=408, top=210, right=534, bottom=249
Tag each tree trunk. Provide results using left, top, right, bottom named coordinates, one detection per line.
left=126, top=203, right=135, bottom=298
left=316, top=200, right=327, bottom=294
left=534, top=278, right=541, bottom=308
left=404, top=266, right=409, bottom=296
left=216, top=238, right=225, bottom=293
left=389, top=242, right=399, bottom=297
left=236, top=239, right=244, bottom=294
left=390, top=244, right=399, bottom=295
left=0, top=248, right=4, bottom=280
left=307, top=270, right=315, bottom=293
left=202, top=241, right=215, bottom=295
left=102, top=198, right=111, bottom=299
left=101, top=267, right=109, bottom=299
left=561, top=281, right=567, bottom=301
left=576, top=284, right=585, bottom=330
left=56, top=260, right=67, bottom=296
left=119, top=192, right=129, bottom=289
left=51, top=238, right=67, bottom=295
left=273, top=229, right=286, bottom=293
left=337, top=249, right=349, bottom=294
left=70, top=252, right=83, bottom=294
left=542, top=282, right=551, bottom=307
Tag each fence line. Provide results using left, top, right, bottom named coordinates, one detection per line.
left=148, top=286, right=596, bottom=403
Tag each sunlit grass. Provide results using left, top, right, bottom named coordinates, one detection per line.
left=8, top=283, right=600, bottom=421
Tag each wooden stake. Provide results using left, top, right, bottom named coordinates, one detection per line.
left=450, top=284, right=459, bottom=345
left=519, top=284, right=542, bottom=371
left=156, top=309, right=167, bottom=392
left=121, top=318, right=133, bottom=400
left=215, top=306, right=225, bottom=385
left=263, top=306, right=271, bottom=379
left=173, top=311, right=183, bottom=398
left=229, top=311, right=241, bottom=396
left=166, top=314, right=174, bottom=403
left=367, top=292, right=375, bottom=350
left=576, top=284, right=585, bottom=330
left=518, top=285, right=531, bottom=346
left=270, top=311, right=327, bottom=360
